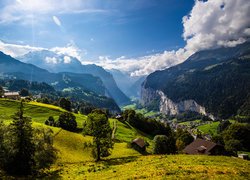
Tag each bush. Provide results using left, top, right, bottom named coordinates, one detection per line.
left=57, top=112, right=77, bottom=132
left=33, top=128, right=57, bottom=169
left=153, top=135, right=176, bottom=154
left=45, top=116, right=56, bottom=126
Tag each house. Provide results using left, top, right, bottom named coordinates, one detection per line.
left=183, top=138, right=225, bottom=155
left=3, top=92, right=20, bottom=99
left=115, top=114, right=123, bottom=120
left=131, top=138, right=146, bottom=152
left=238, top=154, right=249, bottom=160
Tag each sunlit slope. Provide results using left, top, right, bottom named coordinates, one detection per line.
left=0, top=99, right=87, bottom=127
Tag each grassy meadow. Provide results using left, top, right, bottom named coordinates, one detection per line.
left=0, top=99, right=250, bottom=179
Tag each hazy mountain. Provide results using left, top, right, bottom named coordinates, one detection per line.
left=18, top=51, right=130, bottom=105
left=0, top=51, right=120, bottom=111
left=142, top=41, right=250, bottom=119
left=108, top=69, right=143, bottom=98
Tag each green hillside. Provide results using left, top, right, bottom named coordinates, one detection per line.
left=0, top=99, right=87, bottom=127
left=0, top=99, right=249, bottom=179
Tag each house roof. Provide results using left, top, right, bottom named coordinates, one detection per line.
left=132, top=138, right=146, bottom=148
left=183, top=138, right=218, bottom=155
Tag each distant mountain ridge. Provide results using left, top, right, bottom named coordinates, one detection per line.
left=0, top=51, right=120, bottom=112
left=18, top=51, right=130, bottom=105
left=142, top=41, right=250, bottom=119
left=108, top=69, right=145, bottom=98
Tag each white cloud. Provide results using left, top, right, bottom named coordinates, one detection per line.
left=51, top=43, right=86, bottom=62
left=183, top=0, right=250, bottom=52
left=94, top=0, right=250, bottom=76
left=0, top=0, right=249, bottom=77
left=52, top=16, right=61, bottom=27
left=94, top=49, right=191, bottom=76
left=0, top=40, right=45, bottom=57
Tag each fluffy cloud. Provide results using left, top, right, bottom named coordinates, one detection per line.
left=0, top=0, right=249, bottom=76
left=96, top=0, right=250, bottom=76
left=0, top=40, right=85, bottom=64
left=0, top=40, right=45, bottom=57
left=183, top=0, right=250, bottom=52
left=51, top=43, right=86, bottom=62
left=95, top=49, right=192, bottom=76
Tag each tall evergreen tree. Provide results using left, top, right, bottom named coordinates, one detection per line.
left=6, top=101, right=35, bottom=175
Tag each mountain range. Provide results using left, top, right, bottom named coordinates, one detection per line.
left=18, top=50, right=130, bottom=105
left=141, top=41, right=250, bottom=119
left=0, top=51, right=120, bottom=112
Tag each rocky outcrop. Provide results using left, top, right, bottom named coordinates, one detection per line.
left=141, top=87, right=215, bottom=120
left=158, top=91, right=205, bottom=115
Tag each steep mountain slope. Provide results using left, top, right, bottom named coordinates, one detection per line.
left=18, top=51, right=130, bottom=105
left=142, top=41, right=250, bottom=119
left=82, top=64, right=130, bottom=105
left=0, top=52, right=120, bottom=112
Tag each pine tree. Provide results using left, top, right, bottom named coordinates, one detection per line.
left=6, top=101, right=35, bottom=175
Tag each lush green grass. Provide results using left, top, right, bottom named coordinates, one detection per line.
left=122, top=103, right=158, bottom=117
left=197, top=120, right=236, bottom=135
left=0, top=99, right=87, bottom=128
left=41, top=154, right=250, bottom=179
left=179, top=119, right=201, bottom=125
left=197, top=121, right=220, bottom=135
left=1, top=99, right=249, bottom=179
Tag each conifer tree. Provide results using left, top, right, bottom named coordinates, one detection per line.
left=6, top=101, right=35, bottom=175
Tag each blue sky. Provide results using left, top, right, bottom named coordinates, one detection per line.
left=0, top=0, right=249, bottom=76
left=0, top=0, right=193, bottom=59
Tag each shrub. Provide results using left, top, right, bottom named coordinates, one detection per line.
left=57, top=112, right=77, bottom=132
left=153, top=135, right=176, bottom=154
left=45, top=116, right=56, bottom=126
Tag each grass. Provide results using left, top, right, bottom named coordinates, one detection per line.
left=42, top=154, right=250, bottom=179
left=197, top=121, right=220, bottom=135
left=0, top=99, right=87, bottom=128
left=122, top=103, right=158, bottom=117
left=1, top=99, right=250, bottom=179
left=197, top=120, right=236, bottom=135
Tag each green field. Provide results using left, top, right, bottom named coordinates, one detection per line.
left=122, top=103, right=158, bottom=117
left=197, top=120, right=236, bottom=135
left=0, top=99, right=250, bottom=179
left=0, top=99, right=87, bottom=127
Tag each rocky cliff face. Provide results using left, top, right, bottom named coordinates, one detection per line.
left=141, top=87, right=159, bottom=106
left=141, top=87, right=215, bottom=119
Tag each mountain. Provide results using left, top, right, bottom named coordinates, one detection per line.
left=18, top=51, right=130, bottom=105
left=141, top=41, right=250, bottom=119
left=0, top=51, right=120, bottom=112
left=18, top=50, right=83, bottom=73
left=108, top=69, right=144, bottom=98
